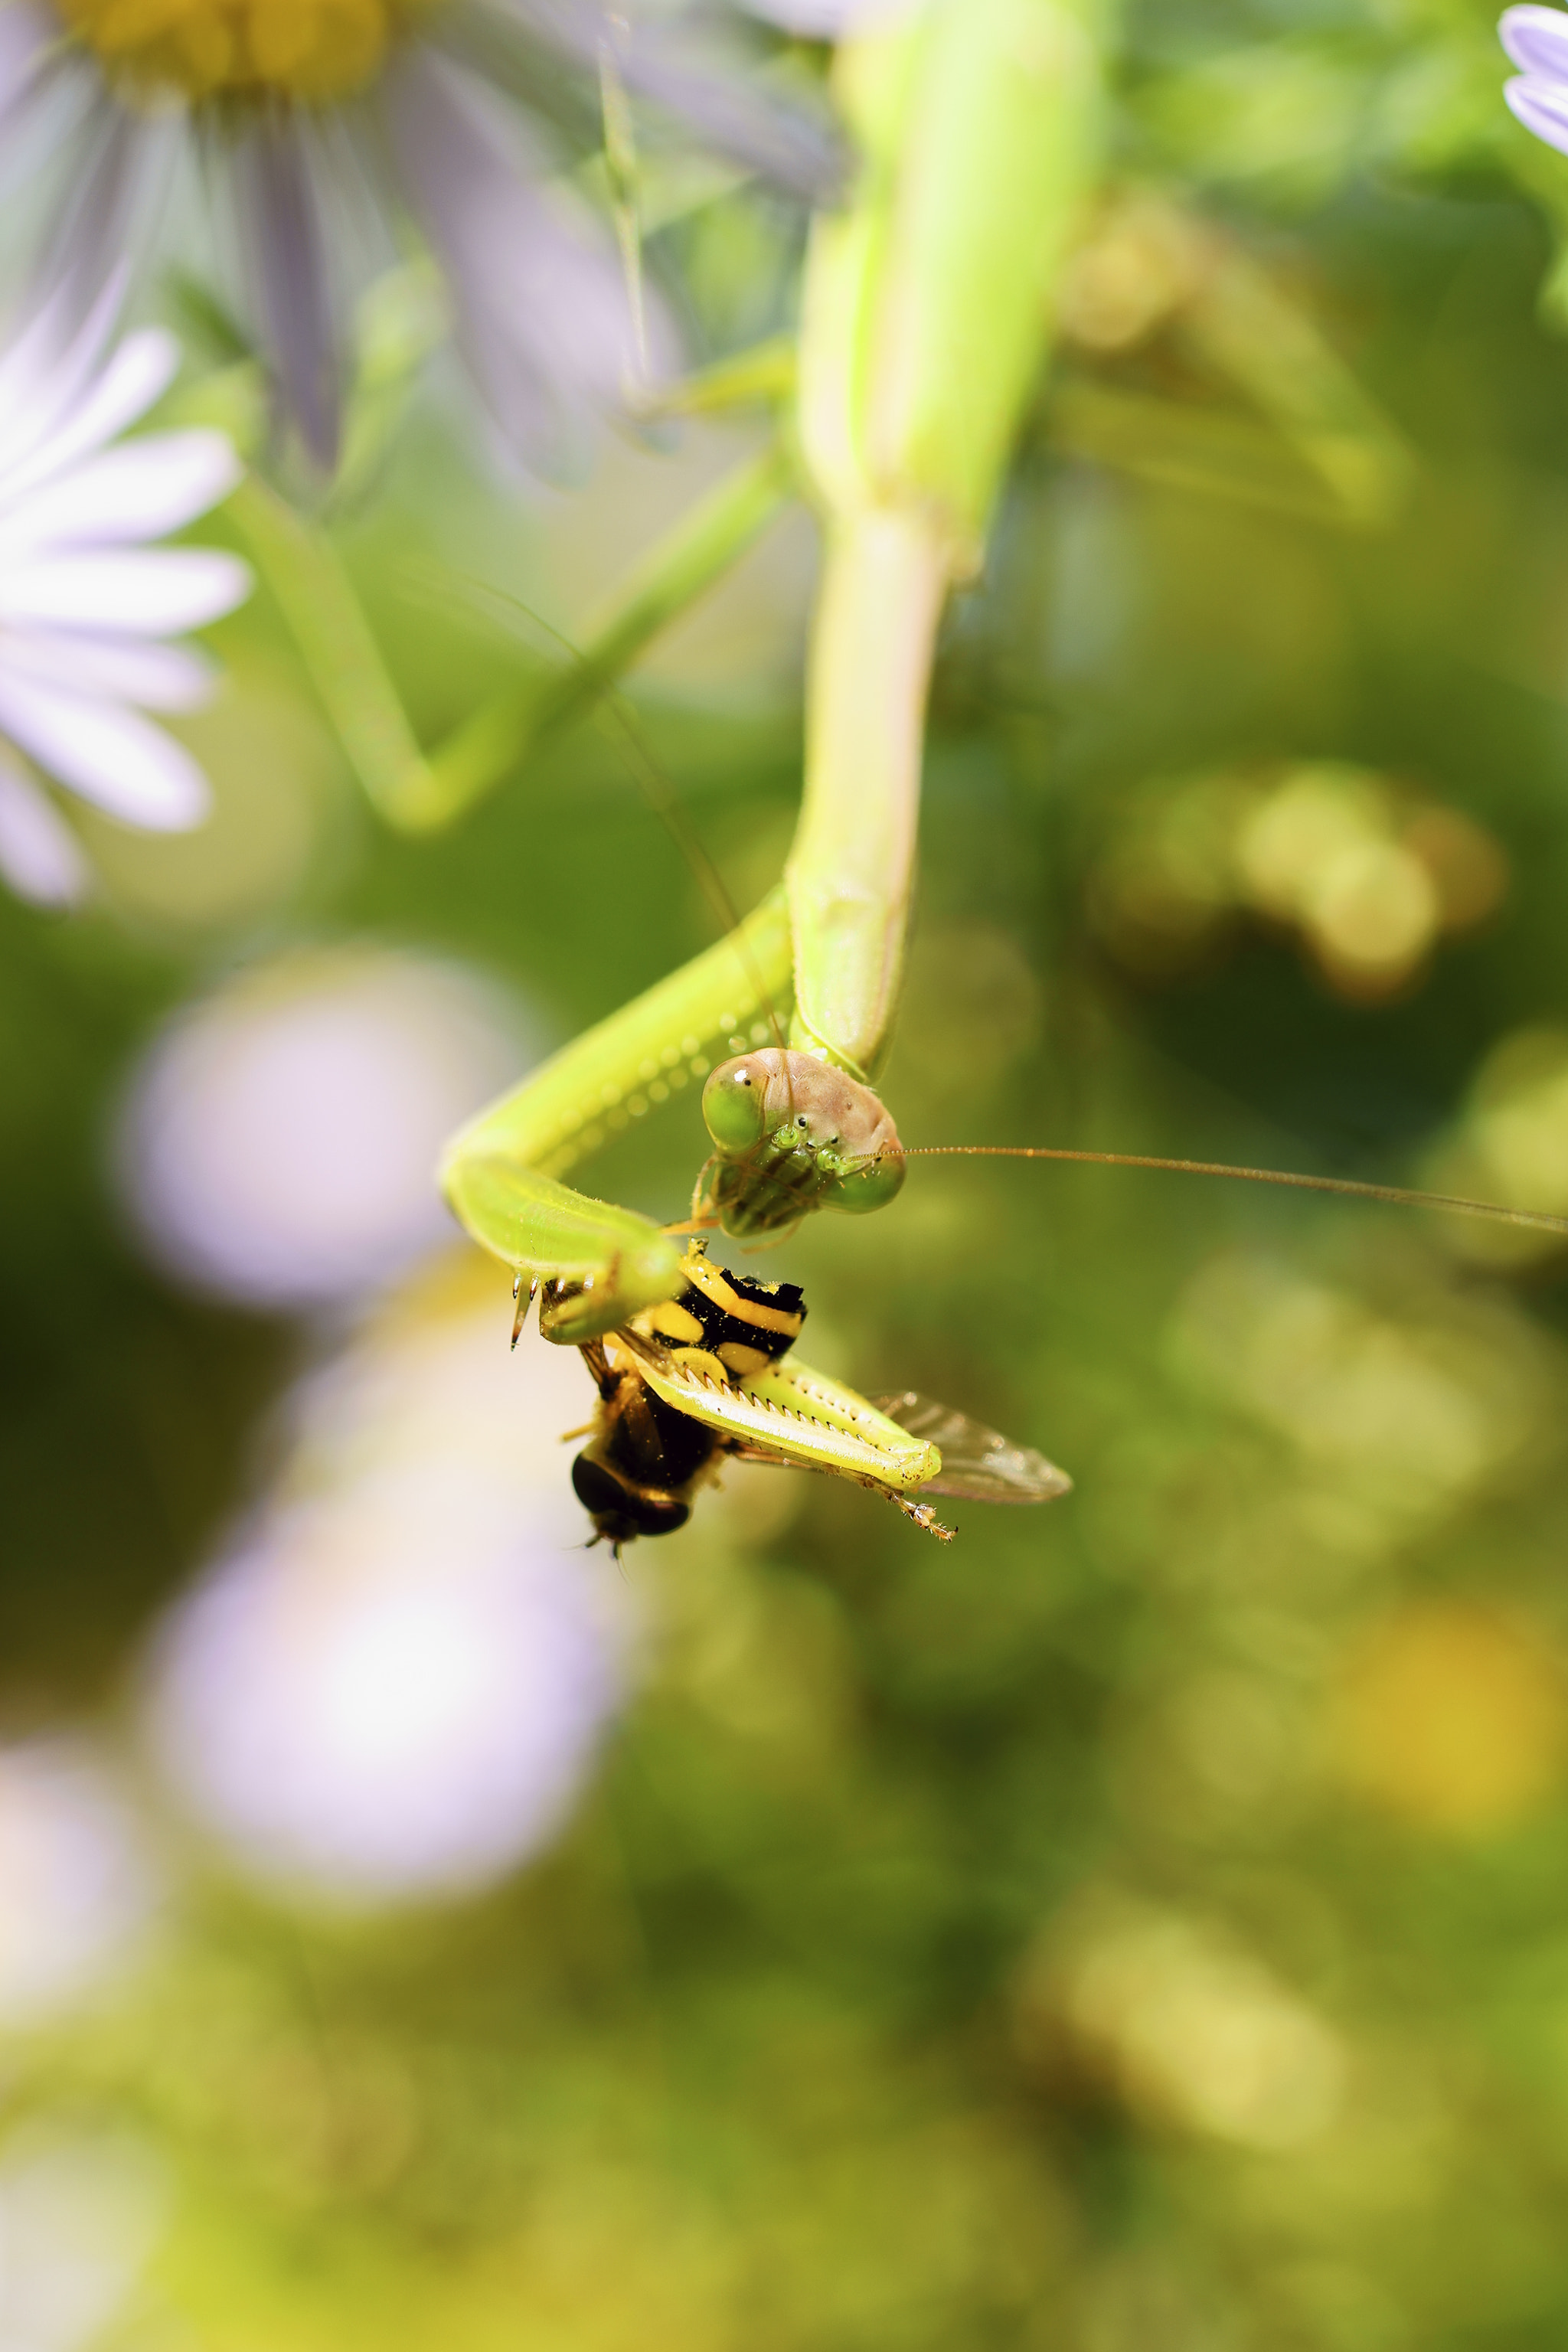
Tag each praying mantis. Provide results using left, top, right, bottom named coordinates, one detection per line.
left=429, top=0, right=1568, bottom=1547
left=436, top=0, right=1106, bottom=1540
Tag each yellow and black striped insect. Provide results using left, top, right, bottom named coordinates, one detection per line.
left=550, top=1243, right=1071, bottom=1553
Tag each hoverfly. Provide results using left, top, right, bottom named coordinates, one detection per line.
left=537, top=1241, right=1070, bottom=1551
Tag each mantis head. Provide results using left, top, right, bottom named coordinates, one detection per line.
left=701, top=1048, right=906, bottom=1231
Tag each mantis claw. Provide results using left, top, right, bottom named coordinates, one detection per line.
left=439, top=888, right=798, bottom=1338
left=511, top=1274, right=540, bottom=1350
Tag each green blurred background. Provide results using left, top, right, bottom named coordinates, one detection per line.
left=15, top=1, right=1568, bottom=2344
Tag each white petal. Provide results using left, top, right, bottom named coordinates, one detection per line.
left=0, top=4, right=51, bottom=127
left=0, top=628, right=217, bottom=711
left=1505, top=73, right=1568, bottom=149
left=0, top=329, right=181, bottom=508
left=1501, top=5, right=1568, bottom=81
left=0, top=753, right=89, bottom=906
left=0, top=432, right=243, bottom=559
left=0, top=674, right=211, bottom=829
left=0, top=549, right=253, bottom=635
left=0, top=272, right=129, bottom=483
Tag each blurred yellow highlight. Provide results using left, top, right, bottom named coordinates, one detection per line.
left=1172, top=1249, right=1550, bottom=1527
left=77, top=667, right=332, bottom=934
left=1018, top=1895, right=1347, bottom=2150
left=1334, top=1602, right=1568, bottom=1836
left=1058, top=190, right=1415, bottom=530
left=1058, top=193, right=1208, bottom=353
left=1428, top=1027, right=1568, bottom=1266
left=58, top=0, right=436, bottom=101
left=1236, top=768, right=1444, bottom=991
left=1091, top=761, right=1507, bottom=998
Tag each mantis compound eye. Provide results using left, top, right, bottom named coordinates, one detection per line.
left=834, top=1152, right=906, bottom=1214
left=703, top=1058, right=771, bottom=1152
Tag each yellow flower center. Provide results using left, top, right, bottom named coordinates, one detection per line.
left=57, top=0, right=436, bottom=104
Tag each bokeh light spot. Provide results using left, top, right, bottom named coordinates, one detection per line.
left=117, top=945, right=533, bottom=1311
left=0, top=1740, right=158, bottom=2032
left=1334, top=1602, right=1567, bottom=1836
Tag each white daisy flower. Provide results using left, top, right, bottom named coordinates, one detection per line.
left=0, top=0, right=838, bottom=474
left=0, top=277, right=250, bottom=906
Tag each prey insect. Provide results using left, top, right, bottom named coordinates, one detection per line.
left=551, top=1240, right=1070, bottom=1553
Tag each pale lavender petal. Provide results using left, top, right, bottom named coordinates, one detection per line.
left=1506, top=73, right=1568, bottom=147
left=230, top=118, right=341, bottom=470
left=0, top=753, right=89, bottom=906
left=0, top=550, right=252, bottom=635
left=31, top=103, right=172, bottom=355
left=0, top=330, right=181, bottom=506
left=0, top=432, right=243, bottom=559
left=0, top=675, right=210, bottom=828
left=478, top=0, right=843, bottom=200
left=1, top=629, right=217, bottom=712
left=0, top=2, right=51, bottom=132
left=384, top=49, right=637, bottom=473
left=1501, top=6, right=1568, bottom=81
left=0, top=268, right=127, bottom=473
left=607, top=16, right=844, bottom=199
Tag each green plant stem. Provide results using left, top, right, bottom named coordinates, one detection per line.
left=418, top=439, right=796, bottom=832
left=234, top=440, right=795, bottom=837
left=228, top=477, right=436, bottom=825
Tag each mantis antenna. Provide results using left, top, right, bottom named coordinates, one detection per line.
left=593, top=697, right=791, bottom=1057
left=422, top=565, right=792, bottom=1057
left=896, top=1148, right=1568, bottom=1239
left=586, top=685, right=1561, bottom=1245
left=583, top=658, right=1554, bottom=1242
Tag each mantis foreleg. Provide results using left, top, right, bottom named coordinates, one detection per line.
left=439, top=887, right=793, bottom=1342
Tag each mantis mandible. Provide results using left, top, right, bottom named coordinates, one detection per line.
left=436, top=0, right=1568, bottom=1543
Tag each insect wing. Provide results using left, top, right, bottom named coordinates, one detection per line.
left=872, top=1392, right=1073, bottom=1504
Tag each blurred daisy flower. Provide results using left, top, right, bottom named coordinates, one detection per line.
left=143, top=1268, right=632, bottom=1909
left=0, top=279, right=250, bottom=907
left=1501, top=5, right=1568, bottom=151
left=0, top=0, right=840, bottom=475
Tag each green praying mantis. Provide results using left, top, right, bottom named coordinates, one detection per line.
left=431, top=0, right=1107, bottom=1542
left=426, top=0, right=1568, bottom=1549
left=189, top=2, right=1568, bottom=1544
